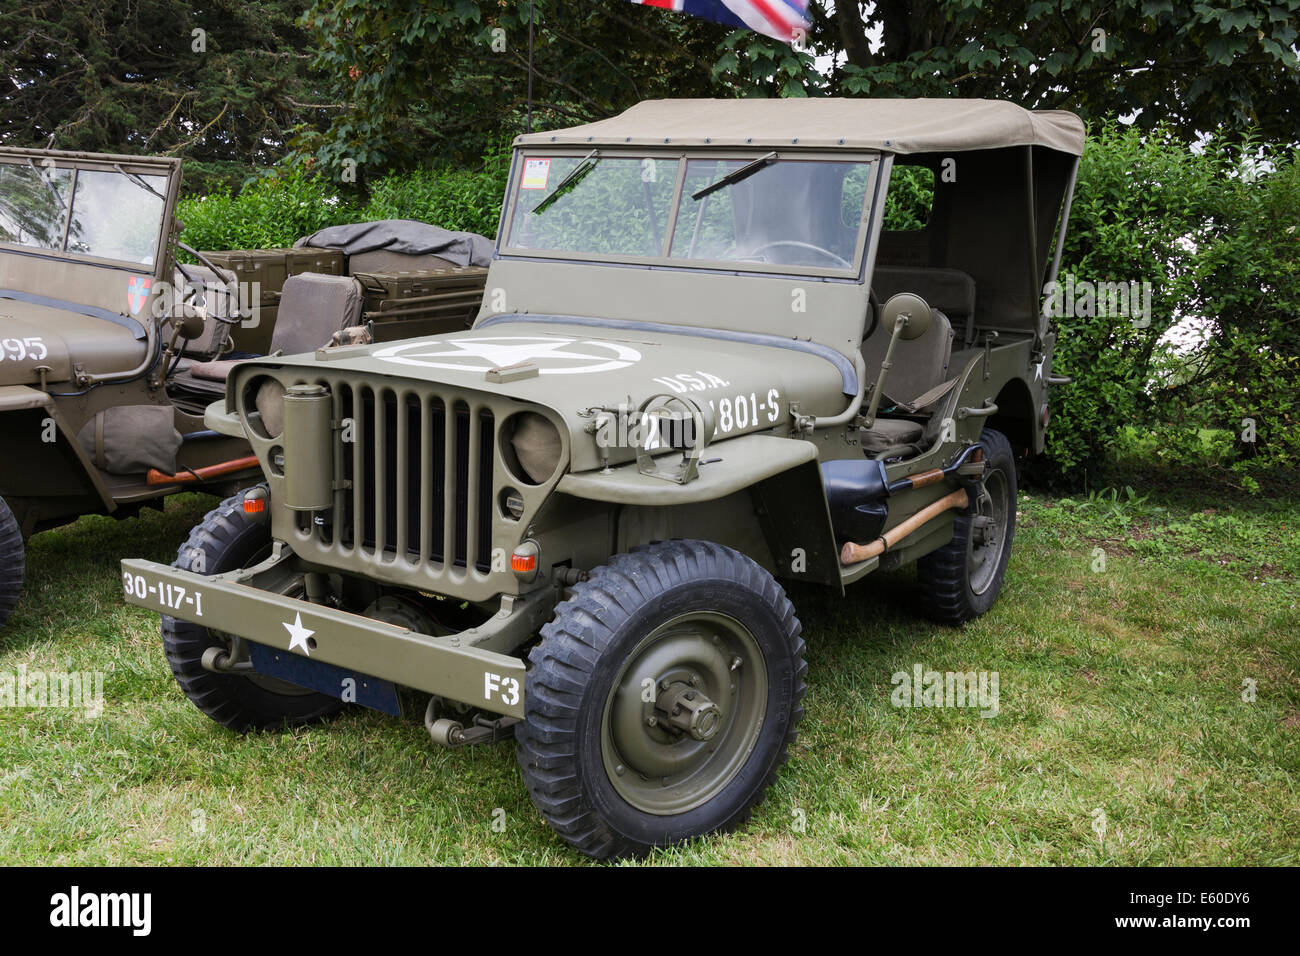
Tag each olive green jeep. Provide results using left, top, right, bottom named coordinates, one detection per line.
left=121, top=98, right=1083, bottom=858
left=0, top=147, right=264, bottom=628
left=0, top=146, right=487, bottom=628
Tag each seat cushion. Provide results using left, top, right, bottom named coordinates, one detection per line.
left=271, top=273, right=364, bottom=356
left=188, top=358, right=244, bottom=382
left=860, top=418, right=924, bottom=457
left=861, top=307, right=955, bottom=409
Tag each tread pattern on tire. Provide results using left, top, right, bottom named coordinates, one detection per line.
left=916, top=428, right=1016, bottom=625
left=516, top=538, right=807, bottom=859
left=161, top=492, right=341, bottom=732
left=0, top=497, right=24, bottom=628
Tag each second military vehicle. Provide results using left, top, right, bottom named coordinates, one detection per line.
left=0, top=145, right=488, bottom=628
left=122, top=99, right=1083, bottom=858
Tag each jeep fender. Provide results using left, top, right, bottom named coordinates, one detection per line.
left=0, top=386, right=113, bottom=519
left=553, top=432, right=842, bottom=588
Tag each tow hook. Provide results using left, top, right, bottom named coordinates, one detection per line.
left=200, top=644, right=253, bottom=673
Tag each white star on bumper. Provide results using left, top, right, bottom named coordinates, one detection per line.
left=284, top=612, right=315, bottom=656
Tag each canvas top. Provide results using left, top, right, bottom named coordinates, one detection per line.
left=514, top=98, right=1086, bottom=156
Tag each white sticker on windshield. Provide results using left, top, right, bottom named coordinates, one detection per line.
left=521, top=159, right=551, bottom=190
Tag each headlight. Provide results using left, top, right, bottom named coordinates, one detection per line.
left=505, top=412, right=562, bottom=484
left=250, top=378, right=286, bottom=440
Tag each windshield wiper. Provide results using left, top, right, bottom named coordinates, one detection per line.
left=26, top=159, right=67, bottom=213
left=691, top=152, right=777, bottom=202
left=114, top=163, right=166, bottom=202
left=532, top=149, right=599, bottom=215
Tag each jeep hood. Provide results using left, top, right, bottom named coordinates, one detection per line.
left=245, top=317, right=856, bottom=471
left=0, top=296, right=148, bottom=386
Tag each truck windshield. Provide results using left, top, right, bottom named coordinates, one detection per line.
left=0, top=160, right=168, bottom=266
left=505, top=152, right=875, bottom=273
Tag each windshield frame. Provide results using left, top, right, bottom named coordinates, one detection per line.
left=0, top=149, right=179, bottom=277
left=498, top=146, right=882, bottom=280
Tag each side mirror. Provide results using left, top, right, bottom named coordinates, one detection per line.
left=880, top=292, right=932, bottom=341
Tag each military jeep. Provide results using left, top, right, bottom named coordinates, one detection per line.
left=121, top=99, right=1084, bottom=858
left=0, top=146, right=265, bottom=628
left=0, top=146, right=488, bottom=628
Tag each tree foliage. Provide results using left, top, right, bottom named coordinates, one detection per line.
left=729, top=1, right=1300, bottom=143
left=0, top=0, right=330, bottom=192
left=3, top=1, right=1295, bottom=189
left=292, top=1, right=727, bottom=181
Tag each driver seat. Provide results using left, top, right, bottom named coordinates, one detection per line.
left=859, top=305, right=955, bottom=458
left=167, top=273, right=363, bottom=403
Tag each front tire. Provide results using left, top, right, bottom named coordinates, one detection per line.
left=161, top=491, right=343, bottom=731
left=0, top=496, right=24, bottom=629
left=916, top=428, right=1017, bottom=624
left=517, top=540, right=806, bottom=859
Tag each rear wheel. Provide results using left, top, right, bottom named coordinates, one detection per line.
left=161, top=490, right=343, bottom=731
left=0, top=496, right=24, bottom=629
left=916, top=428, right=1017, bottom=624
left=517, top=540, right=806, bottom=859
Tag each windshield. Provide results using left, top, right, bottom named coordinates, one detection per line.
left=0, top=160, right=168, bottom=266
left=505, top=152, right=876, bottom=274
left=509, top=156, right=678, bottom=257
left=0, top=163, right=73, bottom=251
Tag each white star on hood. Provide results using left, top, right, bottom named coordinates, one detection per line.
left=372, top=335, right=641, bottom=375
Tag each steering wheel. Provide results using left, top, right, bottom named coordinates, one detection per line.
left=744, top=240, right=852, bottom=269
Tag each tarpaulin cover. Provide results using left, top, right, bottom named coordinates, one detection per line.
left=295, top=220, right=494, bottom=268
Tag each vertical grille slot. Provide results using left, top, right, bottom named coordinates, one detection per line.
left=474, top=408, right=494, bottom=572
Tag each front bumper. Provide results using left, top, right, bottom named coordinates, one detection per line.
left=120, top=554, right=542, bottom=718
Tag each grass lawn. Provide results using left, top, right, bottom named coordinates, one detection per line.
left=1, top=485, right=1296, bottom=865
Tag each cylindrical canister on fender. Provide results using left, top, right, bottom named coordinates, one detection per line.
left=282, top=383, right=332, bottom=511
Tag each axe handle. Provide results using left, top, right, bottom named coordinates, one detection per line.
left=841, top=487, right=969, bottom=566
left=147, top=455, right=260, bottom=487
left=895, top=467, right=945, bottom=491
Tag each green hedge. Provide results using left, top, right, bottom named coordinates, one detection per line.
left=1045, top=126, right=1298, bottom=488
left=176, top=129, right=1299, bottom=486
left=175, top=145, right=509, bottom=252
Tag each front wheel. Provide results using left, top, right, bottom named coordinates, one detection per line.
left=161, top=490, right=343, bottom=732
left=517, top=540, right=806, bottom=859
left=916, top=428, right=1017, bottom=624
left=0, top=496, right=24, bottom=629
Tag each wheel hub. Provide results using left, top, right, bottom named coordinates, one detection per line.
left=656, top=680, right=722, bottom=741
left=973, top=514, right=998, bottom=548
left=601, top=612, right=768, bottom=816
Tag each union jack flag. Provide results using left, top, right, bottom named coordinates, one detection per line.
left=630, top=0, right=811, bottom=44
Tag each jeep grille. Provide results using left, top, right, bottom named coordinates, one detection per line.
left=314, top=382, right=495, bottom=573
